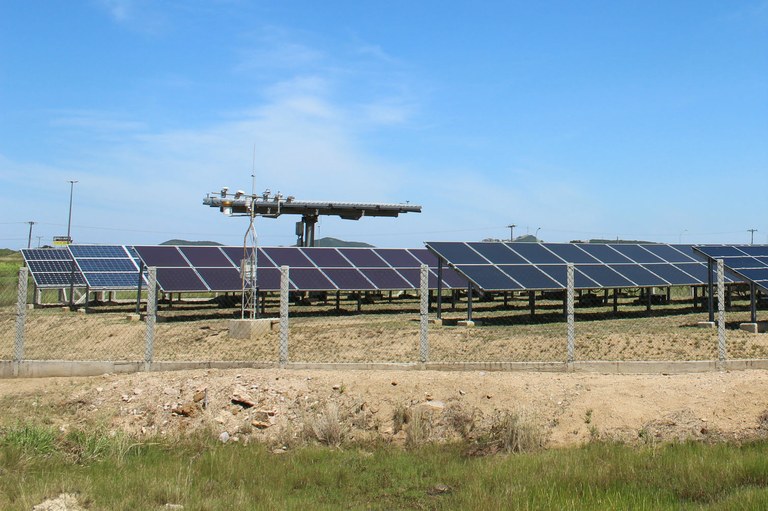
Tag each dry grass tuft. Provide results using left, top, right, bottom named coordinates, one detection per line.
left=309, top=403, right=345, bottom=447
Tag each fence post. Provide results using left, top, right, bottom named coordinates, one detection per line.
left=144, top=267, right=157, bottom=372
left=717, top=259, right=726, bottom=367
left=279, top=265, right=289, bottom=366
left=14, top=266, right=28, bottom=376
left=566, top=263, right=575, bottom=365
left=419, top=264, right=429, bottom=364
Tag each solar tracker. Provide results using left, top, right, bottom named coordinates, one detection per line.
left=69, top=245, right=145, bottom=290
left=425, top=242, right=728, bottom=292
left=21, top=248, right=86, bottom=288
left=694, top=245, right=768, bottom=293
left=132, top=245, right=467, bottom=293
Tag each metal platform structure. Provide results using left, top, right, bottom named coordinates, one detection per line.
left=203, top=189, right=421, bottom=247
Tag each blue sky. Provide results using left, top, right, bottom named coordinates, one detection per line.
left=1, top=1, right=766, bottom=248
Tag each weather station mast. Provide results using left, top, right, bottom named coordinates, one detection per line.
left=202, top=186, right=422, bottom=319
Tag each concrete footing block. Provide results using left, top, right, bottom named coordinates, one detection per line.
left=740, top=322, right=768, bottom=334
left=428, top=318, right=443, bottom=326
left=697, top=321, right=715, bottom=329
left=228, top=318, right=279, bottom=339
left=126, top=313, right=141, bottom=322
left=457, top=320, right=478, bottom=327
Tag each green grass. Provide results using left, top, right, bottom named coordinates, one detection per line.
left=3, top=425, right=768, bottom=510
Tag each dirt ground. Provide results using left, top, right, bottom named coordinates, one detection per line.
left=3, top=367, right=768, bottom=449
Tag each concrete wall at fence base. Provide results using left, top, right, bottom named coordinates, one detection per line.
left=6, top=359, right=768, bottom=379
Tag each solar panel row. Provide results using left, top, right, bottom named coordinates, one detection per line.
left=131, top=245, right=467, bottom=292
left=693, top=246, right=768, bottom=293
left=69, top=244, right=145, bottom=290
left=20, top=248, right=86, bottom=288
left=425, top=242, right=730, bottom=292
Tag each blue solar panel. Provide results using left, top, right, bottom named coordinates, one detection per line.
left=537, top=265, right=600, bottom=289
left=719, top=256, right=767, bottom=269
left=737, top=246, right=768, bottom=257
left=21, top=248, right=85, bottom=288
left=78, top=259, right=137, bottom=272
left=84, top=272, right=141, bottom=288
left=576, top=265, right=635, bottom=288
left=610, top=264, right=670, bottom=286
left=642, top=263, right=703, bottom=285
left=642, top=244, right=697, bottom=263
left=608, top=245, right=665, bottom=264
left=468, top=243, right=528, bottom=264
left=695, top=246, right=746, bottom=258
left=427, top=242, right=488, bottom=265
left=456, top=265, right=522, bottom=291
left=27, top=260, right=74, bottom=273
left=545, top=244, right=600, bottom=264
left=498, top=265, right=561, bottom=290
left=22, top=248, right=71, bottom=260
left=70, top=245, right=127, bottom=258
left=506, top=243, right=563, bottom=264
left=576, top=244, right=633, bottom=264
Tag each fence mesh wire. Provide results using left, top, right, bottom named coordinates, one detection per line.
left=6, top=261, right=768, bottom=367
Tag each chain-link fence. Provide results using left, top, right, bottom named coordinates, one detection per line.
left=5, top=261, right=768, bottom=371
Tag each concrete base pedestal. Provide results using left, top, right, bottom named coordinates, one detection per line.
left=457, top=320, right=478, bottom=327
left=739, top=322, right=768, bottom=334
left=697, top=321, right=715, bottom=329
left=229, top=318, right=279, bottom=339
left=428, top=318, right=443, bottom=326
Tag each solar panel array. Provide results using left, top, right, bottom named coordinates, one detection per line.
left=21, top=248, right=86, bottom=288
left=132, top=246, right=467, bottom=293
left=69, top=245, right=146, bottom=290
left=425, top=242, right=731, bottom=292
left=693, top=245, right=768, bottom=293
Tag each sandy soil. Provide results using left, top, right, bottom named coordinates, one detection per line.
left=3, top=367, right=768, bottom=449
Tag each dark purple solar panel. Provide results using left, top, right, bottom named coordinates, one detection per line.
left=441, top=267, right=468, bottom=288
left=156, top=268, right=207, bottom=291
left=256, top=268, right=283, bottom=291
left=338, top=248, right=388, bottom=267
left=262, top=247, right=313, bottom=268
left=196, top=268, right=242, bottom=292
left=220, top=247, right=259, bottom=267
left=288, top=268, right=335, bottom=290
left=375, top=249, right=420, bottom=267
left=427, top=242, right=488, bottom=265
left=302, top=248, right=352, bottom=268
left=396, top=268, right=435, bottom=289
left=410, top=248, right=438, bottom=266
left=544, top=244, right=600, bottom=264
left=134, top=246, right=189, bottom=267
left=322, top=268, right=376, bottom=290
left=456, top=265, right=521, bottom=291
left=180, top=246, right=233, bottom=267
left=360, top=269, right=411, bottom=289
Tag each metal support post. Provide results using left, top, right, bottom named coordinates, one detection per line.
left=143, top=267, right=157, bottom=372
left=707, top=258, right=715, bottom=322
left=717, top=260, right=726, bottom=365
left=566, top=264, right=575, bottom=363
left=529, top=291, right=535, bottom=318
left=436, top=259, right=443, bottom=319
left=613, top=288, right=619, bottom=313
left=750, top=283, right=757, bottom=323
left=279, top=266, right=289, bottom=365
left=646, top=287, right=652, bottom=313
left=419, top=264, right=429, bottom=363
left=467, top=282, right=473, bottom=321
left=14, top=267, right=28, bottom=375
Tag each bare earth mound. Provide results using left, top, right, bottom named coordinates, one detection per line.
left=3, top=368, right=768, bottom=448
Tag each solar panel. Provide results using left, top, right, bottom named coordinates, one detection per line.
left=360, top=268, right=412, bottom=290
left=179, top=246, right=233, bottom=267
left=694, top=245, right=768, bottom=293
left=426, top=242, right=720, bottom=292
left=337, top=248, right=389, bottom=267
left=303, top=249, right=353, bottom=268
left=322, top=268, right=376, bottom=290
left=21, top=248, right=86, bottom=288
left=134, top=246, right=189, bottom=267
left=68, top=245, right=144, bottom=290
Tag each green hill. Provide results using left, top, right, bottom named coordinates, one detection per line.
left=310, top=237, right=374, bottom=248
left=161, top=239, right=223, bottom=246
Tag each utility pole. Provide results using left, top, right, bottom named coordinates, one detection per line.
left=26, top=221, right=36, bottom=248
left=507, top=224, right=516, bottom=242
left=67, top=180, right=78, bottom=242
left=36, top=236, right=43, bottom=248
left=749, top=228, right=758, bottom=245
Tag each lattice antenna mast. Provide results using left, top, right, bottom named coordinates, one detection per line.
left=240, top=151, right=260, bottom=319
